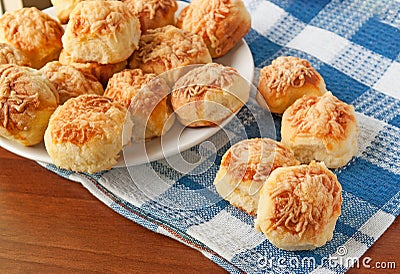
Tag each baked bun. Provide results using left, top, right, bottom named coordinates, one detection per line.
left=62, top=0, right=141, bottom=64
left=0, top=64, right=59, bottom=146
left=44, top=95, right=133, bottom=174
left=0, top=43, right=30, bottom=66
left=40, top=61, right=104, bottom=104
left=0, top=7, right=63, bottom=69
left=281, top=92, right=358, bottom=168
left=176, top=0, right=251, bottom=58
left=59, top=49, right=127, bottom=86
left=257, top=56, right=327, bottom=114
left=128, top=25, right=212, bottom=75
left=255, top=161, right=342, bottom=250
left=50, top=0, right=85, bottom=24
left=171, top=63, right=249, bottom=127
left=105, top=69, right=174, bottom=140
left=122, top=0, right=178, bottom=33
left=213, top=138, right=300, bottom=215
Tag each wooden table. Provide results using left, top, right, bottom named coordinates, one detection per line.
left=0, top=147, right=398, bottom=273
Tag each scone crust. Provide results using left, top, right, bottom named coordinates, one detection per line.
left=44, top=94, right=132, bottom=173
left=255, top=161, right=342, bottom=250
left=171, top=63, right=249, bottom=127
left=62, top=0, right=141, bottom=64
left=213, top=138, right=300, bottom=215
left=258, top=56, right=327, bottom=114
left=122, top=0, right=178, bottom=33
left=0, top=64, right=59, bottom=146
left=0, top=43, right=30, bottom=66
left=59, top=49, right=127, bottom=86
left=128, top=25, right=212, bottom=74
left=105, top=69, right=174, bottom=140
left=0, top=7, right=64, bottom=68
left=176, top=0, right=251, bottom=58
left=40, top=61, right=104, bottom=104
left=51, top=0, right=84, bottom=24
left=281, top=92, right=358, bottom=168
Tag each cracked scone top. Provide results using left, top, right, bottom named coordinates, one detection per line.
left=177, top=0, right=251, bottom=58
left=122, top=0, right=178, bottom=33
left=129, top=25, right=212, bottom=75
left=105, top=69, right=174, bottom=140
left=257, top=56, right=327, bottom=114
left=0, top=43, right=30, bottom=66
left=171, top=63, right=249, bottom=127
left=0, top=64, right=58, bottom=146
left=255, top=161, right=342, bottom=250
left=0, top=7, right=63, bottom=69
left=62, top=0, right=141, bottom=64
left=281, top=92, right=358, bottom=168
left=44, top=94, right=133, bottom=174
left=41, top=61, right=104, bottom=104
left=213, top=138, right=300, bottom=215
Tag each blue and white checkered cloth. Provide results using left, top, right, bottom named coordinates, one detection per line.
left=42, top=0, right=400, bottom=273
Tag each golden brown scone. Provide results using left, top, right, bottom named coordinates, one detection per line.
left=0, top=64, right=59, bottom=146
left=44, top=94, right=133, bottom=174
left=257, top=56, right=327, bottom=114
left=176, top=0, right=251, bottom=58
left=40, top=61, right=104, bottom=104
left=62, top=0, right=141, bottom=64
left=59, top=49, right=127, bottom=86
left=171, top=63, right=249, bottom=127
left=255, top=161, right=342, bottom=250
left=128, top=25, right=212, bottom=75
left=0, top=7, right=64, bottom=69
left=105, top=69, right=174, bottom=140
left=50, top=0, right=85, bottom=24
left=0, top=43, right=30, bottom=66
left=281, top=92, right=358, bottom=168
left=122, top=0, right=178, bottom=33
left=213, top=138, right=300, bottom=215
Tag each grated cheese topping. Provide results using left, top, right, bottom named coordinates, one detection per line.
left=266, top=162, right=341, bottom=237
left=285, top=92, right=356, bottom=140
left=260, top=56, right=317, bottom=95
left=122, top=0, right=177, bottom=20
left=135, top=25, right=209, bottom=70
left=179, top=0, right=232, bottom=55
left=173, top=63, right=238, bottom=99
left=224, top=138, right=299, bottom=183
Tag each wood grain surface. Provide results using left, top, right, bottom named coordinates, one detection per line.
left=0, top=147, right=398, bottom=273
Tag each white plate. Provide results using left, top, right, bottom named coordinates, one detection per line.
left=0, top=1, right=254, bottom=167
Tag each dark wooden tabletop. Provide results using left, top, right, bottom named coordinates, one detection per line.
left=0, top=147, right=398, bottom=273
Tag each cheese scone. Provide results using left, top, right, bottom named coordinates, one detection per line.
left=44, top=95, right=133, bottom=174
left=0, top=7, right=64, bottom=68
left=255, top=161, right=342, bottom=250
left=213, top=138, right=300, bottom=215
left=257, top=56, right=327, bottom=114
left=50, top=0, right=85, bottom=24
left=0, top=43, right=30, bottom=66
left=281, top=92, right=358, bottom=168
left=177, top=0, right=251, bottom=58
left=122, top=0, right=178, bottom=33
left=105, top=69, right=174, bottom=141
left=59, top=49, right=127, bottom=86
left=40, top=61, right=104, bottom=104
left=0, top=64, right=59, bottom=146
left=171, top=63, right=249, bottom=127
left=129, top=25, right=212, bottom=75
left=62, top=0, right=141, bottom=64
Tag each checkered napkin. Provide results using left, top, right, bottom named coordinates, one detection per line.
left=42, top=0, right=400, bottom=273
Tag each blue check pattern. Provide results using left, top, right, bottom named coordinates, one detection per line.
left=43, top=1, right=400, bottom=273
